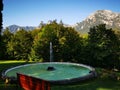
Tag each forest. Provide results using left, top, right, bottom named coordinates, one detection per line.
left=0, top=20, right=120, bottom=69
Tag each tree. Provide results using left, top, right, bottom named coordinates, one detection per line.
left=87, top=24, right=120, bottom=69
left=30, top=21, right=83, bottom=62
left=7, top=29, right=33, bottom=60
left=30, top=21, right=59, bottom=61
left=38, top=21, right=45, bottom=28
left=1, top=28, right=13, bottom=59
left=114, top=30, right=120, bottom=69
left=59, top=27, right=82, bottom=62
left=30, top=28, right=42, bottom=39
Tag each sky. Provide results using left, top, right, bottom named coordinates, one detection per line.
left=3, top=0, right=120, bottom=27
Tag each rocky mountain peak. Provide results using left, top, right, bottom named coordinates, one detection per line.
left=95, top=10, right=117, bottom=19
left=75, top=10, right=120, bottom=34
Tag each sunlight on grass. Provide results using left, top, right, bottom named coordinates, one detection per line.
left=97, top=88, right=112, bottom=90
left=0, top=60, right=25, bottom=64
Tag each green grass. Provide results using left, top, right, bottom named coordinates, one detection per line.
left=0, top=60, right=120, bottom=90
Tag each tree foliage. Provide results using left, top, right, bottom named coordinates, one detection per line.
left=30, top=20, right=82, bottom=62
left=87, top=24, right=120, bottom=69
left=7, top=29, right=33, bottom=60
left=1, top=22, right=120, bottom=70
left=1, top=28, right=13, bottom=59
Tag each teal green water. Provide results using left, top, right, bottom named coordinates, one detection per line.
left=6, top=63, right=90, bottom=81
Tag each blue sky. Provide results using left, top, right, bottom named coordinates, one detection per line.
left=3, top=0, right=120, bottom=27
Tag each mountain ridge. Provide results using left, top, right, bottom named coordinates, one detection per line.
left=74, top=10, right=120, bottom=33
left=4, top=10, right=120, bottom=33
left=4, top=25, right=36, bottom=33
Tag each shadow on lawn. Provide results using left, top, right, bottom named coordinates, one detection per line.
left=52, top=78, right=120, bottom=90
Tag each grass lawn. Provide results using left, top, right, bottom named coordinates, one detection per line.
left=0, top=60, right=120, bottom=90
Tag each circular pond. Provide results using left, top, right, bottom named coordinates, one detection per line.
left=3, top=62, right=96, bottom=84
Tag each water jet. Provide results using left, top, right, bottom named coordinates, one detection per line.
left=47, top=42, right=55, bottom=71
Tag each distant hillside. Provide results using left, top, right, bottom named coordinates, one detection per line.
left=4, top=25, right=36, bottom=33
left=75, top=10, right=120, bottom=34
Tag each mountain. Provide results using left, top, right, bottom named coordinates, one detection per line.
left=75, top=10, right=120, bottom=34
left=5, top=25, right=36, bottom=33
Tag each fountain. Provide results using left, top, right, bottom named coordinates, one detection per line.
left=2, top=42, right=97, bottom=84
left=47, top=42, right=55, bottom=71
